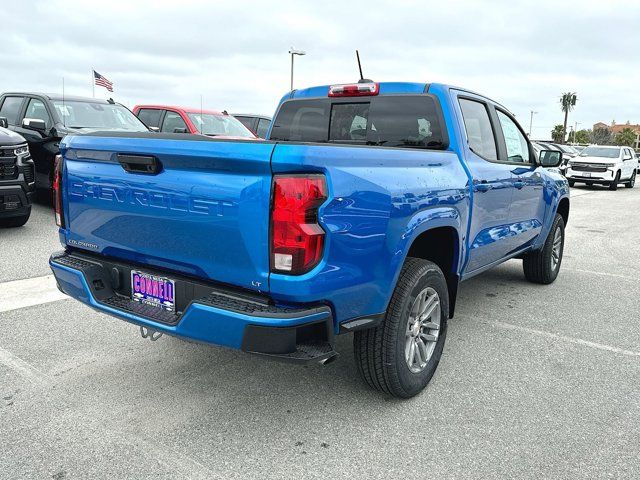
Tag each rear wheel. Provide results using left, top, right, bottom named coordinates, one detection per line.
left=568, top=180, right=575, bottom=187
left=609, top=171, right=620, bottom=190
left=354, top=258, right=448, bottom=398
left=625, top=171, right=636, bottom=188
left=523, top=213, right=565, bottom=284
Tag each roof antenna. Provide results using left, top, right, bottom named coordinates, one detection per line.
left=62, top=77, right=66, bottom=128
left=356, top=50, right=373, bottom=83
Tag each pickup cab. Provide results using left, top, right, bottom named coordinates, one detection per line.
left=49, top=81, right=569, bottom=398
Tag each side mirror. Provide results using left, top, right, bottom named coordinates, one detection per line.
left=0, top=117, right=7, bottom=128
left=539, top=150, right=563, bottom=168
left=22, top=118, right=47, bottom=133
left=173, top=127, right=188, bottom=134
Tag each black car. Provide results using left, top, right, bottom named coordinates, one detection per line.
left=0, top=122, right=34, bottom=227
left=0, top=93, right=149, bottom=200
left=231, top=113, right=272, bottom=138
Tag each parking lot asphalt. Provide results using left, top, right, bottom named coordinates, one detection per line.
left=1, top=186, right=639, bottom=480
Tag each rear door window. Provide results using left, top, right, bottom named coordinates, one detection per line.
left=0, top=96, right=25, bottom=125
left=270, top=95, right=446, bottom=150
left=458, top=98, right=497, bottom=161
left=137, top=108, right=163, bottom=129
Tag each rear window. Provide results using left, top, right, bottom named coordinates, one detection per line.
left=269, top=95, right=446, bottom=149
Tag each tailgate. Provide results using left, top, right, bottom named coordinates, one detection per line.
left=60, top=134, right=274, bottom=292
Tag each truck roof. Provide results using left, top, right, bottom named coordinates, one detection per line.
left=134, top=104, right=227, bottom=116
left=1, top=92, right=113, bottom=103
left=287, top=81, right=509, bottom=113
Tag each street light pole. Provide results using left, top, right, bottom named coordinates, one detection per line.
left=288, top=47, right=306, bottom=91
left=529, top=110, right=538, bottom=137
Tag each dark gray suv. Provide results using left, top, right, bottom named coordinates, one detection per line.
left=0, top=121, right=34, bottom=227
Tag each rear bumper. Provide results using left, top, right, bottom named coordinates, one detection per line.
left=49, top=251, right=336, bottom=363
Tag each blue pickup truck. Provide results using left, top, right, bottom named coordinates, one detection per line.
left=49, top=81, right=569, bottom=398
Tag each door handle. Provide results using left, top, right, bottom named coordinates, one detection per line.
left=474, top=180, right=492, bottom=193
left=117, top=154, right=161, bottom=175
left=513, top=181, right=525, bottom=189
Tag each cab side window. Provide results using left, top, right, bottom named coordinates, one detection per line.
left=137, top=108, right=162, bottom=129
left=25, top=98, right=52, bottom=128
left=256, top=118, right=270, bottom=138
left=0, top=96, right=25, bottom=125
left=459, top=98, right=497, bottom=161
left=161, top=111, right=188, bottom=133
left=496, top=110, right=530, bottom=164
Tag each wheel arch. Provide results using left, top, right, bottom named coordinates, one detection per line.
left=557, top=196, right=570, bottom=226
left=405, top=225, right=461, bottom=319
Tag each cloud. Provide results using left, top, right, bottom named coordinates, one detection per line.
left=1, top=0, right=638, bottom=137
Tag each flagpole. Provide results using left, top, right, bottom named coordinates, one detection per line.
left=91, top=68, right=94, bottom=98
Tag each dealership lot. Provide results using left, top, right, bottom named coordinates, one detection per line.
left=1, top=186, right=639, bottom=479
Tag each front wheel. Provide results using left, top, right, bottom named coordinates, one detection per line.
left=568, top=180, right=575, bottom=187
left=609, top=171, right=621, bottom=190
left=523, top=213, right=565, bottom=284
left=354, top=258, right=448, bottom=398
left=625, top=171, right=636, bottom=188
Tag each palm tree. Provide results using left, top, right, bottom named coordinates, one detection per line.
left=559, top=92, right=577, bottom=144
left=551, top=125, right=565, bottom=143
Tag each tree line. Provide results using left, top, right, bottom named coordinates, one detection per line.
left=551, top=92, right=637, bottom=147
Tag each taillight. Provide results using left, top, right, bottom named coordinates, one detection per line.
left=53, top=154, right=64, bottom=227
left=328, top=82, right=379, bottom=97
left=271, top=175, right=327, bottom=274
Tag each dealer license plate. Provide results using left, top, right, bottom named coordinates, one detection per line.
left=131, top=270, right=176, bottom=312
left=583, top=172, right=591, bottom=177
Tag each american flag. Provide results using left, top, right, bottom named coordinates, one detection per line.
left=93, top=70, right=114, bottom=92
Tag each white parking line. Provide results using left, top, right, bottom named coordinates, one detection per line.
left=0, top=346, right=51, bottom=385
left=490, top=320, right=640, bottom=358
left=0, top=274, right=68, bottom=313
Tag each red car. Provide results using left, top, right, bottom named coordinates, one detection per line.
left=132, top=105, right=257, bottom=139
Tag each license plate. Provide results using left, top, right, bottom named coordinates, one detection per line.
left=131, top=271, right=175, bottom=312
left=583, top=172, right=591, bottom=177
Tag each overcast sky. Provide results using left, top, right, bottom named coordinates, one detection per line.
left=2, top=0, right=638, bottom=139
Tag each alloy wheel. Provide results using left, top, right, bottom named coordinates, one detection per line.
left=405, top=287, right=441, bottom=373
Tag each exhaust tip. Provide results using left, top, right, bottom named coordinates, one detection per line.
left=319, top=353, right=338, bottom=366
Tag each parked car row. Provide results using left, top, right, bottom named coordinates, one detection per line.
left=0, top=92, right=272, bottom=227
left=531, top=139, right=638, bottom=190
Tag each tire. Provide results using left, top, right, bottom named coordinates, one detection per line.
left=568, top=180, right=575, bottom=187
left=609, top=171, right=620, bottom=190
left=522, top=213, right=565, bottom=284
left=625, top=170, right=636, bottom=188
left=0, top=212, right=30, bottom=228
left=353, top=258, right=449, bottom=398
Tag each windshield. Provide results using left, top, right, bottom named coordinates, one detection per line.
left=187, top=113, right=254, bottom=137
left=556, top=144, right=577, bottom=154
left=580, top=146, right=620, bottom=158
left=52, top=100, right=148, bottom=131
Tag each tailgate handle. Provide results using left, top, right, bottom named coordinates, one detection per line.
left=117, top=154, right=161, bottom=175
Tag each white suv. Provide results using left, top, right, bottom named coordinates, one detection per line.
left=566, top=145, right=638, bottom=190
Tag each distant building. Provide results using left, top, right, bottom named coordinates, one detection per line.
left=592, top=121, right=640, bottom=148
